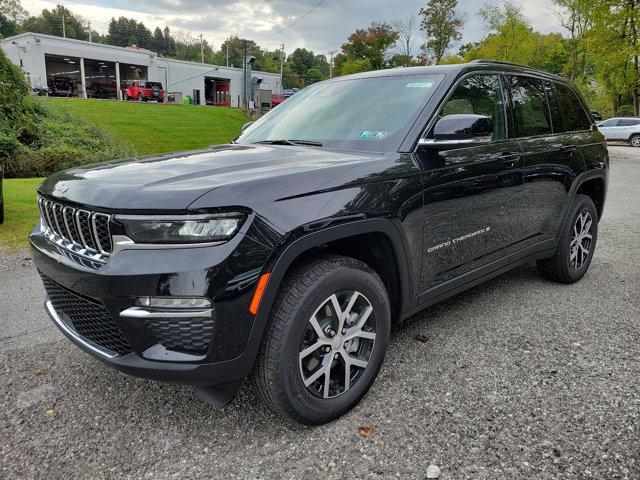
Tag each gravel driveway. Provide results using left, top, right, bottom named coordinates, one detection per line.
left=1, top=146, right=638, bottom=480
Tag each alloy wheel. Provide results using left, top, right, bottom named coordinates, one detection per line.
left=632, top=136, right=640, bottom=147
left=298, top=291, right=376, bottom=399
left=570, top=211, right=593, bottom=269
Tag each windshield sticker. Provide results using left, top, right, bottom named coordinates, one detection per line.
left=359, top=130, right=388, bottom=140
left=406, top=82, right=433, bottom=89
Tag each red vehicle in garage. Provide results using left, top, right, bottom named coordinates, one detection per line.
left=271, top=93, right=286, bottom=107
left=123, top=81, right=165, bottom=102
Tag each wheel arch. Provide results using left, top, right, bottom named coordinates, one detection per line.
left=247, top=219, right=412, bottom=346
left=575, top=174, right=607, bottom=220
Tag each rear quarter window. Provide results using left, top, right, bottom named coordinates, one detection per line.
left=555, top=83, right=592, bottom=131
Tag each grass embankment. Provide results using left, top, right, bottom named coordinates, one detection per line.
left=44, top=98, right=249, bottom=155
left=0, top=99, right=249, bottom=250
left=0, top=178, right=43, bottom=251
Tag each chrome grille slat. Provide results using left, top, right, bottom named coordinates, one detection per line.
left=63, top=206, right=80, bottom=244
left=37, top=195, right=113, bottom=263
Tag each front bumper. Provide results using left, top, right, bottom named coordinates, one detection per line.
left=30, top=223, right=273, bottom=387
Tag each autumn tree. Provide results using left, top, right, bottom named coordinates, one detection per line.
left=419, top=0, right=464, bottom=64
left=334, top=22, right=399, bottom=75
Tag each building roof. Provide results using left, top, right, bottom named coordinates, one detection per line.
left=0, top=32, right=280, bottom=77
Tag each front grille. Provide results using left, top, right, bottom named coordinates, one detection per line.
left=38, top=196, right=112, bottom=262
left=40, top=274, right=133, bottom=356
left=143, top=318, right=214, bottom=355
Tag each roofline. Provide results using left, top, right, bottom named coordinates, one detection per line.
left=0, top=32, right=280, bottom=76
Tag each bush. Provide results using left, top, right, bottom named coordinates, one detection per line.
left=0, top=49, right=135, bottom=178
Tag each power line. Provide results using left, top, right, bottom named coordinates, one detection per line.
left=258, top=0, right=328, bottom=41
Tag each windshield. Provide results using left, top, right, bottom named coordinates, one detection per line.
left=145, top=82, right=162, bottom=89
left=237, top=74, right=445, bottom=151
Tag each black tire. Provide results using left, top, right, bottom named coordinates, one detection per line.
left=630, top=134, right=640, bottom=147
left=537, top=194, right=598, bottom=284
left=253, top=254, right=391, bottom=425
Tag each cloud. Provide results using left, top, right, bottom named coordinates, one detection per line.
left=21, top=0, right=564, bottom=55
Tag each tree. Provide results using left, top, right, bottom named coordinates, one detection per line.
left=106, top=17, right=153, bottom=49
left=23, top=5, right=90, bottom=41
left=335, top=22, right=399, bottom=75
left=553, top=0, right=591, bottom=80
left=463, top=1, right=568, bottom=75
left=419, top=0, right=464, bottom=64
left=0, top=12, right=18, bottom=38
left=0, top=0, right=28, bottom=24
left=583, top=0, right=640, bottom=115
left=392, top=12, right=419, bottom=66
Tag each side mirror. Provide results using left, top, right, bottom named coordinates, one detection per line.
left=241, top=121, right=254, bottom=132
left=420, top=114, right=493, bottom=148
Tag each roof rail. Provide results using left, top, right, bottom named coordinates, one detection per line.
left=469, top=59, right=557, bottom=76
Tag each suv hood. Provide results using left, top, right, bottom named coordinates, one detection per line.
left=38, top=144, right=381, bottom=212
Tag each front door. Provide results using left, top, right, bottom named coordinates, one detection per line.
left=415, top=73, right=527, bottom=293
left=597, top=118, right=622, bottom=140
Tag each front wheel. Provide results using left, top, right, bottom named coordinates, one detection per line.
left=630, top=134, right=640, bottom=147
left=253, top=255, right=391, bottom=425
left=537, top=194, right=598, bottom=283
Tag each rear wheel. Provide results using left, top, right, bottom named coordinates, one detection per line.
left=537, top=194, right=598, bottom=284
left=630, top=134, right=640, bottom=147
left=138, top=93, right=143, bottom=102
left=253, top=255, right=391, bottom=425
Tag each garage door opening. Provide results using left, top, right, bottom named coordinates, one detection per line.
left=45, top=54, right=80, bottom=97
left=205, top=77, right=231, bottom=106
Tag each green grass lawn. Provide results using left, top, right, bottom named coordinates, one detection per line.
left=1, top=99, right=250, bottom=251
left=44, top=98, right=250, bottom=155
left=0, top=178, right=43, bottom=252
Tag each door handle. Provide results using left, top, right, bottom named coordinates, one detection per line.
left=500, top=152, right=521, bottom=165
left=560, top=145, right=578, bottom=153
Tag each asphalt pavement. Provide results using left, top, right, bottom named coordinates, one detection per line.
left=0, top=146, right=638, bottom=479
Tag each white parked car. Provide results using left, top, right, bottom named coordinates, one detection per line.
left=597, top=117, right=640, bottom=147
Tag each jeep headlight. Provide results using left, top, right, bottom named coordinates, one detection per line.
left=116, top=213, right=245, bottom=244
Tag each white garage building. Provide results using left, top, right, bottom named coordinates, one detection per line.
left=0, top=32, right=282, bottom=107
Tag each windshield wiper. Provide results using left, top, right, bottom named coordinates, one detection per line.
left=253, top=139, right=323, bottom=147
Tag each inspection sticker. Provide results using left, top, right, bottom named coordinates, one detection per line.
left=405, top=82, right=433, bottom=88
left=359, top=130, right=388, bottom=139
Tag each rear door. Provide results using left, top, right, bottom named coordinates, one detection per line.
left=507, top=76, right=587, bottom=243
left=617, top=118, right=640, bottom=140
left=416, top=73, right=526, bottom=292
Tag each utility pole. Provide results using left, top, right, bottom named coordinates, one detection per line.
left=226, top=37, right=229, bottom=67
left=280, top=43, right=285, bottom=78
left=62, top=15, right=66, bottom=38
left=243, top=39, right=247, bottom=109
left=329, top=50, right=335, bottom=79
left=199, top=34, right=205, bottom=63
left=87, top=21, right=92, bottom=42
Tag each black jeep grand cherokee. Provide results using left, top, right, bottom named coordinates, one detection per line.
left=31, top=61, right=608, bottom=425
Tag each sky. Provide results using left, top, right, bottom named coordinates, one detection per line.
left=20, top=0, right=563, bottom=56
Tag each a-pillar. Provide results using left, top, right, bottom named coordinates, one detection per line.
left=79, top=57, right=87, bottom=99
left=115, top=61, right=122, bottom=100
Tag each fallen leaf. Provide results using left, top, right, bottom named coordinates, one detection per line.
left=45, top=409, right=55, bottom=416
left=34, top=370, right=47, bottom=376
left=414, top=335, right=429, bottom=343
left=357, top=426, right=374, bottom=438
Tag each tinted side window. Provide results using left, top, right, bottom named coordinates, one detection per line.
left=555, top=83, right=592, bottom=131
left=618, top=118, right=640, bottom=127
left=544, top=81, right=565, bottom=133
left=599, top=119, right=618, bottom=127
left=439, top=74, right=506, bottom=141
left=507, top=76, right=552, bottom=137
